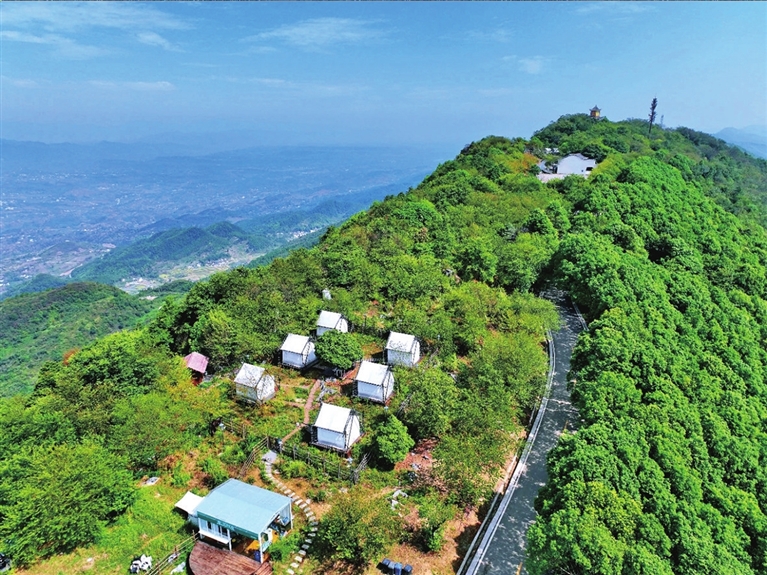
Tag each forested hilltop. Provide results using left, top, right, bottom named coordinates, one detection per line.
left=1, top=114, right=766, bottom=575
left=0, top=283, right=157, bottom=397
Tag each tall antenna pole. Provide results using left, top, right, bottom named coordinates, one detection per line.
left=648, top=97, right=658, bottom=136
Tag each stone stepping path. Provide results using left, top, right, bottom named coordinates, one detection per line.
left=263, top=459, right=318, bottom=574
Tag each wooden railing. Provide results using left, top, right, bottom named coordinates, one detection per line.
left=144, top=533, right=198, bottom=575
left=238, top=437, right=267, bottom=479
left=265, top=436, right=368, bottom=484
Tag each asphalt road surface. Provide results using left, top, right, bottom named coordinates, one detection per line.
left=466, top=291, right=585, bottom=575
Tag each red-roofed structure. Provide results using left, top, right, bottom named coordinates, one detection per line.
left=185, top=352, right=209, bottom=376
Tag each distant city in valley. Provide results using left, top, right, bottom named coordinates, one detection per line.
left=0, top=140, right=453, bottom=296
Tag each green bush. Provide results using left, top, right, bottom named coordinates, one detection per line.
left=171, top=461, right=192, bottom=488
left=315, top=488, right=400, bottom=566
left=269, top=531, right=302, bottom=562
left=374, top=414, right=415, bottom=468
left=417, top=494, right=456, bottom=552
left=200, top=456, right=229, bottom=487
left=314, top=330, right=363, bottom=370
left=279, top=459, right=310, bottom=479
left=307, top=487, right=329, bottom=502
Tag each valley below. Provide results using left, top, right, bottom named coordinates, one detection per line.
left=1, top=141, right=451, bottom=296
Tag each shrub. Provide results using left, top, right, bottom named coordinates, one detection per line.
left=171, top=462, right=192, bottom=488
left=314, top=330, right=363, bottom=370
left=201, top=456, right=229, bottom=487
left=315, top=488, right=400, bottom=566
left=417, top=494, right=456, bottom=552
left=374, top=414, right=415, bottom=468
left=269, top=531, right=302, bottom=562
left=279, top=459, right=310, bottom=479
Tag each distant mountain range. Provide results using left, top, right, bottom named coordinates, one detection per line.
left=715, top=126, right=767, bottom=159
left=1, top=140, right=452, bottom=295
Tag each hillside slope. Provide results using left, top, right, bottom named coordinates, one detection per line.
left=1, top=116, right=766, bottom=574
left=0, top=283, right=155, bottom=396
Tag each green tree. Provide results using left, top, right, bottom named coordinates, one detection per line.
left=458, top=237, right=498, bottom=283
left=374, top=414, right=415, bottom=468
left=109, top=391, right=207, bottom=470
left=417, top=494, right=456, bottom=552
left=0, top=442, right=135, bottom=566
left=315, top=488, right=400, bottom=566
left=400, top=368, right=457, bottom=441
left=314, top=330, right=363, bottom=370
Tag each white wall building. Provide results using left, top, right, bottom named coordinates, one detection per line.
left=316, top=311, right=349, bottom=336
left=555, top=153, right=597, bottom=175
left=312, top=403, right=362, bottom=452
left=537, top=153, right=598, bottom=182
left=234, top=363, right=276, bottom=403
left=385, top=331, right=421, bottom=367
left=280, top=334, right=316, bottom=369
left=354, top=361, right=395, bottom=403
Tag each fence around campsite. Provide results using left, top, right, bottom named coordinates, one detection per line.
left=264, top=435, right=370, bottom=484
left=144, top=534, right=198, bottom=575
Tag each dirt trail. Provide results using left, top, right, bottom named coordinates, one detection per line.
left=281, top=379, right=322, bottom=443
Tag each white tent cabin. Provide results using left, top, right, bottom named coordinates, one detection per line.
left=354, top=360, right=395, bottom=403
left=316, top=310, right=349, bottom=336
left=311, top=403, right=362, bottom=452
left=280, top=334, right=317, bottom=369
left=385, top=331, right=421, bottom=367
left=234, top=363, right=277, bottom=403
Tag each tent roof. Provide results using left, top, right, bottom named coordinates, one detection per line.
left=317, top=310, right=343, bottom=329
left=386, top=331, right=417, bottom=352
left=234, top=363, right=265, bottom=387
left=561, top=153, right=593, bottom=162
left=175, top=491, right=204, bottom=516
left=184, top=352, right=209, bottom=373
left=356, top=361, right=390, bottom=385
left=280, top=334, right=310, bottom=354
left=314, top=403, right=356, bottom=433
left=195, top=479, right=292, bottom=540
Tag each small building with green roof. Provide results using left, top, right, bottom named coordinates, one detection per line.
left=183, top=478, right=293, bottom=553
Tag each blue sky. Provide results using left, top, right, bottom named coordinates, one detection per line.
left=1, top=1, right=765, bottom=147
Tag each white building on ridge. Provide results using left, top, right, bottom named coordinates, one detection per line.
left=311, top=403, right=362, bottom=452
left=234, top=363, right=276, bottom=403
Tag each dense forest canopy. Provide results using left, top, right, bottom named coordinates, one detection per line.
left=1, top=114, right=766, bottom=574
left=0, top=283, right=155, bottom=397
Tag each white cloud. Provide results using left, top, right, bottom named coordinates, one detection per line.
left=467, top=28, right=513, bottom=43
left=575, top=2, right=654, bottom=16
left=503, top=55, right=548, bottom=75
left=0, top=30, right=109, bottom=59
left=518, top=56, right=546, bottom=75
left=0, top=76, right=40, bottom=88
left=0, top=3, right=188, bottom=58
left=88, top=80, right=175, bottom=92
left=1, top=3, right=190, bottom=32
left=243, top=18, right=385, bottom=50
left=137, top=31, right=181, bottom=52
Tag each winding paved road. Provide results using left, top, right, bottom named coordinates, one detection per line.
left=462, top=291, right=586, bottom=575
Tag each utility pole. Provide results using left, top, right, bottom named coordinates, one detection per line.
left=648, top=97, right=658, bottom=136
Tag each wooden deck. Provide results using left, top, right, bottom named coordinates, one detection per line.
left=189, top=541, right=272, bottom=575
